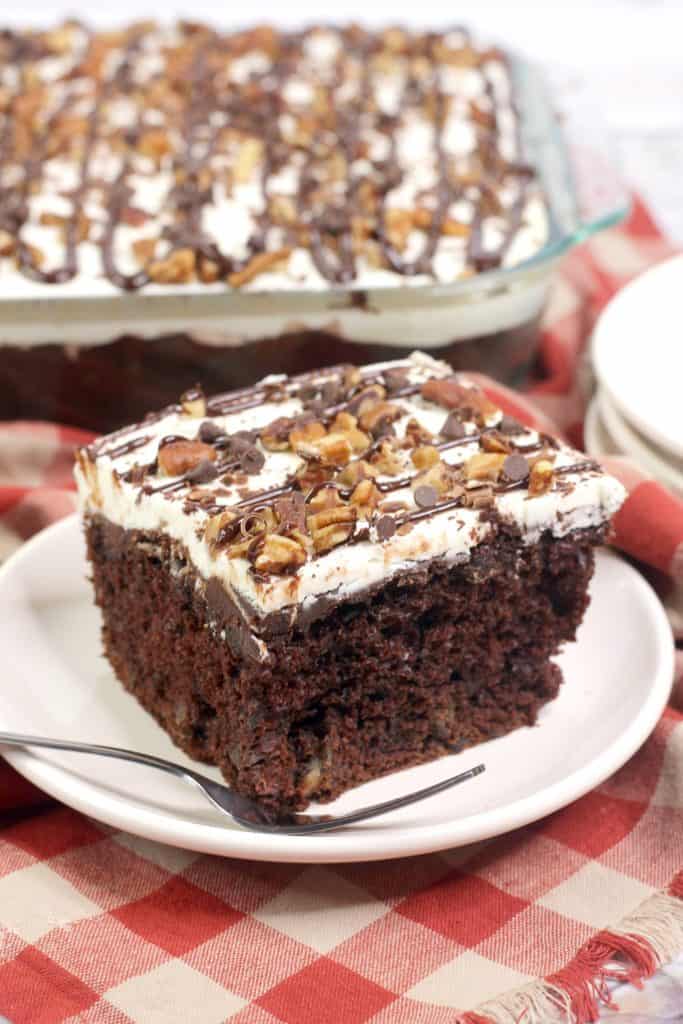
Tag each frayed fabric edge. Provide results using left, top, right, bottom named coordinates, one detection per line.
left=457, top=871, right=683, bottom=1024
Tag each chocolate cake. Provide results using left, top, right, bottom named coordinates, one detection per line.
left=1, top=21, right=552, bottom=426
left=75, top=353, right=625, bottom=812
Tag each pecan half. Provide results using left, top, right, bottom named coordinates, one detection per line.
left=253, top=534, right=306, bottom=574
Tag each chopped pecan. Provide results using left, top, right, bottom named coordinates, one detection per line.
left=253, top=534, right=306, bottom=575
left=228, top=248, right=291, bottom=288
left=148, top=248, right=196, bottom=284
left=138, top=129, right=172, bottom=162
left=528, top=459, right=555, bottom=497
left=289, top=420, right=326, bottom=450
left=269, top=194, right=297, bottom=225
left=310, top=506, right=357, bottom=553
left=412, top=460, right=451, bottom=496
left=480, top=432, right=511, bottom=454
left=198, top=257, right=220, bottom=283
left=330, top=411, right=370, bottom=452
left=411, top=445, right=440, bottom=471
left=0, top=229, right=14, bottom=257
left=384, top=208, right=413, bottom=251
left=296, top=460, right=333, bottom=491
left=343, top=366, right=363, bottom=393
left=204, top=509, right=238, bottom=546
left=347, top=384, right=386, bottom=417
left=464, top=452, right=506, bottom=482
left=358, top=400, right=402, bottom=437
left=370, top=440, right=404, bottom=476
left=349, top=479, right=381, bottom=518
left=132, top=237, right=157, bottom=266
left=261, top=417, right=293, bottom=451
left=157, top=439, right=216, bottom=477
left=307, top=486, right=343, bottom=512
left=315, top=433, right=353, bottom=467
left=335, top=459, right=377, bottom=487
left=404, top=417, right=433, bottom=447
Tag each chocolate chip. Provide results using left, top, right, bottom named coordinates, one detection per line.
left=376, top=514, right=396, bottom=541
left=501, top=453, right=529, bottom=483
left=187, top=459, right=219, bottom=484
left=239, top=446, right=265, bottom=474
left=198, top=420, right=224, bottom=443
left=414, top=484, right=438, bottom=508
left=440, top=413, right=465, bottom=440
left=499, top=415, right=525, bottom=436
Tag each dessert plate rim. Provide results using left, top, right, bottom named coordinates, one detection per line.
left=597, top=388, right=683, bottom=496
left=591, top=253, right=683, bottom=461
left=0, top=515, right=674, bottom=864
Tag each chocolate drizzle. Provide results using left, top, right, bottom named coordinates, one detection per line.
left=0, top=23, right=540, bottom=291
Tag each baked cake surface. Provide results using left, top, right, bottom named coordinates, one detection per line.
left=76, top=353, right=625, bottom=809
left=1, top=21, right=547, bottom=297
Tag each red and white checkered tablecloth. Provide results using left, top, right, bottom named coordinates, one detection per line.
left=0, top=197, right=682, bottom=1024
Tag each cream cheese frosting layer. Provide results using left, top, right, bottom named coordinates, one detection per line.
left=75, top=352, right=626, bottom=630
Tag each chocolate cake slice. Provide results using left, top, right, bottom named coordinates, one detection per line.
left=75, top=353, right=625, bottom=811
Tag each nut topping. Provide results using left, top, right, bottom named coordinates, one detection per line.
left=528, top=459, right=555, bottom=497
left=309, top=505, right=357, bottom=553
left=358, top=400, right=402, bottom=437
left=463, top=451, right=506, bottom=482
left=253, top=534, right=306, bottom=575
left=157, top=439, right=217, bottom=476
left=420, top=377, right=498, bottom=424
left=148, top=248, right=196, bottom=284
left=411, top=445, right=440, bottom=471
left=180, top=387, right=206, bottom=418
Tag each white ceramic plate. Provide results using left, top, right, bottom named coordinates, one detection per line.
left=584, top=394, right=621, bottom=458
left=597, top=389, right=683, bottom=497
left=592, top=254, right=683, bottom=460
left=0, top=516, right=674, bottom=864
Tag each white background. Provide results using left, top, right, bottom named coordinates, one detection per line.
left=9, top=0, right=683, bottom=242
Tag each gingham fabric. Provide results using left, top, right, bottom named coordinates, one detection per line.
left=1, top=197, right=682, bottom=1024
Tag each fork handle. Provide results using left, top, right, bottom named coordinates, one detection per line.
left=0, top=731, right=199, bottom=785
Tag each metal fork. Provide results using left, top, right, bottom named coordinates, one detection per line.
left=0, top=731, right=485, bottom=835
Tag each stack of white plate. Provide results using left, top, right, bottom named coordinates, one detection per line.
left=589, top=255, right=683, bottom=496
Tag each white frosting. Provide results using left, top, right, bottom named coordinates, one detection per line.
left=75, top=352, right=626, bottom=644
left=0, top=25, right=549, bottom=301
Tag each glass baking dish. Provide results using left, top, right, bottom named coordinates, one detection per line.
left=0, top=56, right=628, bottom=432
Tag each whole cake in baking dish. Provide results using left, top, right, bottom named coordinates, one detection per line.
left=0, top=21, right=546, bottom=293
left=75, top=353, right=625, bottom=811
left=1, top=20, right=555, bottom=427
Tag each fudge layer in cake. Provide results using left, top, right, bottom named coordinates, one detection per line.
left=75, top=353, right=625, bottom=810
left=1, top=21, right=551, bottom=426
